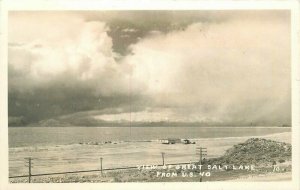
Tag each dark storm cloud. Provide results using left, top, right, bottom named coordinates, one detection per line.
left=8, top=66, right=148, bottom=124
left=8, top=86, right=144, bottom=124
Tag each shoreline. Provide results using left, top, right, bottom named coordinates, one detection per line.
left=9, top=131, right=291, bottom=149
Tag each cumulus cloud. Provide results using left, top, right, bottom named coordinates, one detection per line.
left=8, top=13, right=143, bottom=123
left=9, top=17, right=131, bottom=94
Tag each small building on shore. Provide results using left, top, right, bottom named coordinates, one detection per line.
left=160, top=138, right=181, bottom=144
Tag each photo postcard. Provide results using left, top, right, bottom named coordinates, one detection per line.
left=0, top=0, right=299, bottom=190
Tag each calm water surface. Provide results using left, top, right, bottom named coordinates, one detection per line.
left=9, top=126, right=291, bottom=147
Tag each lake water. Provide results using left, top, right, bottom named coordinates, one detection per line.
left=8, top=126, right=291, bottom=148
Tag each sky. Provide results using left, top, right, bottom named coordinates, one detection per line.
left=8, top=10, right=291, bottom=126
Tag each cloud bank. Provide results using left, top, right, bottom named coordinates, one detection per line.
left=8, top=11, right=291, bottom=125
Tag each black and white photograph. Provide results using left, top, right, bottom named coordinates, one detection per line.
left=1, top=0, right=300, bottom=189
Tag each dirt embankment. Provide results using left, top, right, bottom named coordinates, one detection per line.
left=208, top=138, right=291, bottom=166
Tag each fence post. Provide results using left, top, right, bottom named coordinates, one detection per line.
left=196, top=147, right=207, bottom=182
left=100, top=157, right=103, bottom=175
left=25, top=157, right=32, bottom=183
left=161, top=152, right=165, bottom=166
left=199, top=148, right=202, bottom=182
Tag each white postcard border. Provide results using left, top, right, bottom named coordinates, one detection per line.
left=0, top=0, right=299, bottom=190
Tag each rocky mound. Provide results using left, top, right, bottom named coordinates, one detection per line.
left=208, top=138, right=291, bottom=166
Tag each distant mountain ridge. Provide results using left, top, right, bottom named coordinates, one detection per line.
left=8, top=117, right=233, bottom=127
left=8, top=115, right=291, bottom=128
